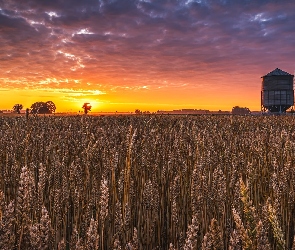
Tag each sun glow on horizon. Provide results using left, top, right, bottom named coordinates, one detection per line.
left=0, top=79, right=262, bottom=113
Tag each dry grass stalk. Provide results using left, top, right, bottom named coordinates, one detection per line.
left=267, top=200, right=286, bottom=250
left=201, top=218, right=223, bottom=250
left=232, top=208, right=252, bottom=250
left=86, top=217, right=99, bottom=250
left=0, top=200, right=16, bottom=250
left=183, top=214, right=199, bottom=250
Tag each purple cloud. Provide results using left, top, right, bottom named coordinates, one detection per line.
left=0, top=0, right=294, bottom=95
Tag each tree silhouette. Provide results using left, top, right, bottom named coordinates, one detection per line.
left=135, top=109, right=142, bottom=115
left=30, top=101, right=56, bottom=114
left=46, top=101, right=56, bottom=113
left=82, top=103, right=92, bottom=114
left=12, top=104, right=23, bottom=114
left=232, top=106, right=251, bottom=115
left=26, top=108, right=30, bottom=120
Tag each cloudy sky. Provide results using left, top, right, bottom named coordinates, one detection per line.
left=1, top=0, right=295, bottom=112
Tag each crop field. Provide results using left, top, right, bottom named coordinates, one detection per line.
left=1, top=115, right=295, bottom=249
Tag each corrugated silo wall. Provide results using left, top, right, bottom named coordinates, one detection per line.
left=262, top=75, right=294, bottom=107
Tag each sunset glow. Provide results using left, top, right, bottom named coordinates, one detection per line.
left=1, top=0, right=295, bottom=112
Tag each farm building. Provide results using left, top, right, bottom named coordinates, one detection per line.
left=261, top=68, right=294, bottom=113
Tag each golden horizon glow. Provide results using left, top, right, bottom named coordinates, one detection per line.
left=0, top=77, right=262, bottom=112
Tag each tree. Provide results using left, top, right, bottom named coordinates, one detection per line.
left=30, top=101, right=56, bottom=114
left=46, top=101, right=56, bottom=114
left=12, top=104, right=23, bottom=114
left=232, top=106, right=251, bottom=115
left=135, top=109, right=142, bottom=115
left=82, top=103, right=92, bottom=114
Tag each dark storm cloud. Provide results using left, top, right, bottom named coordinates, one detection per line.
left=1, top=0, right=295, bottom=91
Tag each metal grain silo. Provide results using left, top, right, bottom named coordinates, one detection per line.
left=261, top=68, right=294, bottom=113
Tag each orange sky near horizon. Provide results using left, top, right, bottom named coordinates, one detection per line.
left=1, top=90, right=261, bottom=113
left=0, top=75, right=261, bottom=112
left=1, top=1, right=294, bottom=113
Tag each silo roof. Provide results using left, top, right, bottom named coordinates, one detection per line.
left=262, top=68, right=293, bottom=77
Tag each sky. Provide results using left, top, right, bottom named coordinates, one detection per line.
left=1, top=0, right=295, bottom=112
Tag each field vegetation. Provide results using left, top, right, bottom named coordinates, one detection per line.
left=1, top=115, right=295, bottom=249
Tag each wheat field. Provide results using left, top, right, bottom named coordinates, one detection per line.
left=1, top=115, right=295, bottom=249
